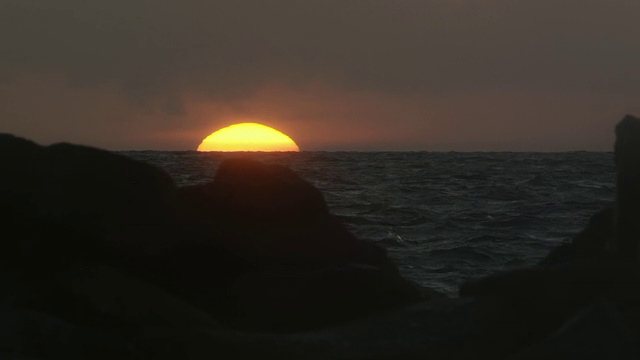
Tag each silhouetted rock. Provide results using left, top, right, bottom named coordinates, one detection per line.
left=0, top=134, right=42, bottom=229
left=455, top=115, right=640, bottom=359
left=0, top=135, right=186, bottom=273
left=613, top=114, right=640, bottom=262
left=509, top=300, right=639, bottom=360
left=541, top=206, right=614, bottom=266
left=179, top=158, right=361, bottom=263
left=459, top=262, right=640, bottom=357
left=0, top=134, right=40, bottom=188
left=178, top=158, right=421, bottom=331
left=542, top=115, right=640, bottom=266
left=228, top=262, right=420, bottom=331
left=6, top=112, right=640, bottom=358
left=0, top=134, right=421, bottom=336
left=59, top=264, right=221, bottom=329
left=35, top=142, right=181, bottom=256
left=0, top=303, right=138, bottom=360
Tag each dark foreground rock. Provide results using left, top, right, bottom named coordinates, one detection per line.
left=458, top=114, right=640, bottom=358
left=541, top=206, right=614, bottom=266
left=614, top=115, right=640, bottom=262
left=179, top=158, right=362, bottom=262
left=2, top=114, right=640, bottom=359
left=0, top=134, right=421, bottom=339
left=509, top=300, right=638, bottom=360
left=177, top=158, right=420, bottom=330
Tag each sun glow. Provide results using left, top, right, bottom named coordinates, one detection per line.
left=197, top=123, right=300, bottom=152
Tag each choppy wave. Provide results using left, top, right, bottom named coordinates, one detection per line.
left=123, top=151, right=616, bottom=296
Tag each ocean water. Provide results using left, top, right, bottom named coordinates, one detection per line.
left=123, top=151, right=616, bottom=296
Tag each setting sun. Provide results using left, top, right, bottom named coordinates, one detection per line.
left=197, top=123, right=300, bottom=152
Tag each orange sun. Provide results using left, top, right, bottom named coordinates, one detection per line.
left=197, top=123, right=300, bottom=152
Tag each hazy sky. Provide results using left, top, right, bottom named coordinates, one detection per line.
left=1, top=0, right=639, bottom=151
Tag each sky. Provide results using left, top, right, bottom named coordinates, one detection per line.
left=1, top=0, right=639, bottom=151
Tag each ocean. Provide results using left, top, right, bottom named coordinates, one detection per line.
left=123, top=151, right=616, bottom=296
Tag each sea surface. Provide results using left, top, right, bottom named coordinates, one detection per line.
left=123, top=151, right=616, bottom=296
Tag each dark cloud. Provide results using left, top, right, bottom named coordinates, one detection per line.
left=4, top=0, right=640, bottom=98
left=0, top=0, right=639, bottom=150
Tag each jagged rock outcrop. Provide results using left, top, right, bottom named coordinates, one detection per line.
left=0, top=134, right=183, bottom=271
left=460, top=114, right=640, bottom=357
left=613, top=114, right=640, bottom=262
left=0, top=134, right=420, bottom=335
left=177, top=158, right=420, bottom=331
left=541, top=206, right=614, bottom=266
left=3, top=113, right=640, bottom=358
left=178, top=158, right=361, bottom=263
left=508, top=300, right=639, bottom=359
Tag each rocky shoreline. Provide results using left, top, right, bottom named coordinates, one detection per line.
left=2, top=115, right=640, bottom=359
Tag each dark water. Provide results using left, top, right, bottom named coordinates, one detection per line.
left=124, top=151, right=616, bottom=296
